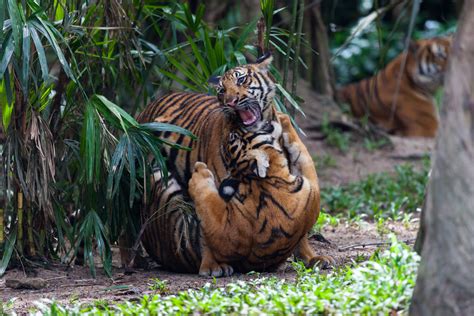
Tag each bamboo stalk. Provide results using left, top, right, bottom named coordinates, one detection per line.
left=27, top=201, right=35, bottom=257
left=17, top=191, right=23, bottom=254
left=0, top=206, right=4, bottom=246
left=282, top=0, right=298, bottom=91
left=291, top=0, right=305, bottom=113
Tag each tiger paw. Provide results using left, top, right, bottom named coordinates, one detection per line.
left=248, top=151, right=270, bottom=178
left=278, top=113, right=292, bottom=132
left=199, top=262, right=234, bottom=277
left=189, top=162, right=217, bottom=199
left=307, top=255, right=336, bottom=270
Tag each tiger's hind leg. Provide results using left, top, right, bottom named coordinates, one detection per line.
left=278, top=113, right=335, bottom=269
left=188, top=162, right=234, bottom=277
left=139, top=169, right=202, bottom=273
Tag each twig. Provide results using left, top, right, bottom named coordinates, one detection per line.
left=338, top=238, right=415, bottom=252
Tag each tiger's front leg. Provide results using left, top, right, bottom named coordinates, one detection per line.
left=278, top=113, right=317, bottom=182
left=188, top=162, right=234, bottom=277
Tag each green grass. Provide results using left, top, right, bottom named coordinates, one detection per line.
left=321, top=161, right=429, bottom=220
left=32, top=236, right=419, bottom=315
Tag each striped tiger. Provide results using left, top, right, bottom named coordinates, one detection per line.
left=132, top=54, right=331, bottom=276
left=337, top=36, right=452, bottom=137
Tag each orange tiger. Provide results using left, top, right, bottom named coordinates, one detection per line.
left=337, top=37, right=452, bottom=137
left=129, top=54, right=331, bottom=276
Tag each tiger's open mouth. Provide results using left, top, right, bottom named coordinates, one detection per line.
left=235, top=102, right=262, bottom=127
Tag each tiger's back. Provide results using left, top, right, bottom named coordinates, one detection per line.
left=337, top=36, right=451, bottom=137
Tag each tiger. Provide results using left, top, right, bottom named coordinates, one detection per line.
left=129, top=53, right=332, bottom=276
left=337, top=36, right=452, bottom=138
left=188, top=115, right=332, bottom=275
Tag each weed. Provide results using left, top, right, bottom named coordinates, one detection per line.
left=363, top=137, right=389, bottom=151
left=375, top=217, right=390, bottom=237
left=321, top=163, right=428, bottom=220
left=148, top=278, right=169, bottom=294
left=313, top=210, right=341, bottom=232
left=313, top=154, right=337, bottom=170
left=321, top=116, right=351, bottom=153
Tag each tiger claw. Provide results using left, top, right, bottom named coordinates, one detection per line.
left=194, top=161, right=208, bottom=172
left=199, top=263, right=234, bottom=278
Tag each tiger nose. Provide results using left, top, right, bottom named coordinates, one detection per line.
left=226, top=97, right=239, bottom=107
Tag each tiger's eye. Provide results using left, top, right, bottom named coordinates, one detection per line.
left=236, top=76, right=246, bottom=86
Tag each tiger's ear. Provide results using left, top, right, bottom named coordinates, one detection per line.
left=256, top=52, right=273, bottom=71
left=208, top=76, right=221, bottom=86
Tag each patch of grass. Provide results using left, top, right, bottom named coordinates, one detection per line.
left=34, top=237, right=419, bottom=315
left=148, top=278, right=169, bottom=294
left=321, top=161, right=429, bottom=220
left=313, top=154, right=337, bottom=170
left=312, top=211, right=341, bottom=232
left=363, top=137, right=389, bottom=151
left=321, top=117, right=351, bottom=153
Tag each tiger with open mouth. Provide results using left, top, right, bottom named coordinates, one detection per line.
left=125, top=54, right=331, bottom=276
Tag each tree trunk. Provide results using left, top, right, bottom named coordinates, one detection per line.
left=305, top=2, right=335, bottom=97
left=410, top=2, right=474, bottom=314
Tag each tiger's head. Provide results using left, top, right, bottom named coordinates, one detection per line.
left=408, top=36, right=452, bottom=93
left=209, top=53, right=276, bottom=132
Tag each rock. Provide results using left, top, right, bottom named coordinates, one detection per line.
left=5, top=278, right=47, bottom=290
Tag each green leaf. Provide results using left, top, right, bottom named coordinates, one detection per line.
left=140, top=122, right=196, bottom=140
left=185, top=35, right=210, bottom=78
left=234, top=17, right=258, bottom=50
left=275, top=83, right=305, bottom=117
left=81, top=102, right=100, bottom=184
left=0, top=228, right=16, bottom=276
left=7, top=0, right=22, bottom=55
left=0, top=32, right=14, bottom=77
left=127, top=140, right=136, bottom=208
left=0, top=0, right=5, bottom=44
left=0, top=77, right=14, bottom=130
left=31, top=19, right=75, bottom=81
left=21, top=25, right=30, bottom=93
left=54, top=0, right=65, bottom=21
left=29, top=23, right=48, bottom=81
left=93, top=95, right=138, bottom=131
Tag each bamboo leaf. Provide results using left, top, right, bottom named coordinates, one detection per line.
left=0, top=77, right=13, bottom=130
left=0, top=228, right=16, bottom=276
left=31, top=19, right=75, bottom=81
left=0, top=0, right=5, bottom=44
left=7, top=0, right=22, bottom=55
left=275, top=83, right=305, bottom=117
left=0, top=33, right=14, bottom=77
left=185, top=35, right=210, bottom=78
left=21, top=25, right=30, bottom=93
left=140, top=122, right=196, bottom=139
left=92, top=95, right=137, bottom=132
left=235, top=17, right=258, bottom=50
left=29, top=24, right=48, bottom=81
left=127, top=140, right=136, bottom=208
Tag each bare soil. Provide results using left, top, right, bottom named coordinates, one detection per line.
left=1, top=83, right=432, bottom=313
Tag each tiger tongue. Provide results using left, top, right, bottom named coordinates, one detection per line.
left=239, top=109, right=257, bottom=126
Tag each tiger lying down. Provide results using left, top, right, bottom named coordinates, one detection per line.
left=127, top=53, right=333, bottom=277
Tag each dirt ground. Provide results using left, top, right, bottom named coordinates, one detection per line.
left=1, top=219, right=419, bottom=313
left=0, top=83, right=433, bottom=313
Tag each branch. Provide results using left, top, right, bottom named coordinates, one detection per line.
left=338, top=238, right=415, bottom=252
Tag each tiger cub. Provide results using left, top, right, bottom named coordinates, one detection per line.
left=189, top=113, right=332, bottom=275
left=337, top=36, right=452, bottom=137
